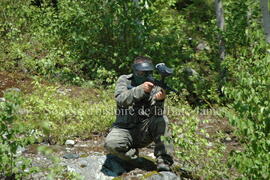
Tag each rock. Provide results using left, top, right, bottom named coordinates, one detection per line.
left=63, top=153, right=80, bottom=159
left=65, top=140, right=75, bottom=146
left=29, top=172, right=47, bottom=180
left=146, top=171, right=181, bottom=180
left=225, top=137, right=232, bottom=142
left=75, top=144, right=88, bottom=147
left=63, top=154, right=124, bottom=180
left=22, top=67, right=28, bottom=73
left=0, top=97, right=5, bottom=102
left=57, top=89, right=66, bottom=95
left=16, top=146, right=26, bottom=155
left=80, top=160, right=88, bottom=168
left=6, top=88, right=21, bottom=92
left=62, top=154, right=156, bottom=180
left=67, top=166, right=76, bottom=172
left=57, top=88, right=72, bottom=95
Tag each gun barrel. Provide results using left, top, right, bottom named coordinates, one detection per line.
left=147, top=76, right=178, bottom=93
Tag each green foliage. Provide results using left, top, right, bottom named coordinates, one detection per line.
left=37, top=145, right=83, bottom=180
left=220, top=0, right=270, bottom=178
left=20, top=80, right=115, bottom=144
left=0, top=0, right=221, bottom=105
left=165, top=96, right=229, bottom=178
left=0, top=90, right=37, bottom=178
left=224, top=0, right=262, bottom=57
left=223, top=47, right=270, bottom=179
left=0, top=79, right=81, bottom=179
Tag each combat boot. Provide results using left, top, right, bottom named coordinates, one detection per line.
left=156, top=157, right=172, bottom=171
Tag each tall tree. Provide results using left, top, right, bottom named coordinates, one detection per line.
left=215, top=0, right=225, bottom=60
left=215, top=0, right=226, bottom=85
left=260, top=0, right=270, bottom=43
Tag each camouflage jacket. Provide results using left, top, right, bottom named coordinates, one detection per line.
left=113, top=74, right=165, bottom=129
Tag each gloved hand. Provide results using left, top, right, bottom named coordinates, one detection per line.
left=141, top=82, right=154, bottom=93
left=154, top=89, right=166, bottom=100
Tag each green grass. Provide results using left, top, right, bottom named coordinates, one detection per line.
left=19, top=80, right=115, bottom=144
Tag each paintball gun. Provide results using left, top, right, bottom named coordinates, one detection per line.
left=147, top=63, right=178, bottom=93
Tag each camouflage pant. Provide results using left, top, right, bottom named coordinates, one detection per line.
left=104, top=115, right=173, bottom=165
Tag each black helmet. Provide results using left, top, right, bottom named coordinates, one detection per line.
left=132, top=61, right=154, bottom=71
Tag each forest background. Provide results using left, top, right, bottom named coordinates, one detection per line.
left=0, top=0, right=270, bottom=179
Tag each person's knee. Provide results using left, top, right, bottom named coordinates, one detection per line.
left=104, top=138, right=118, bottom=152
left=104, top=138, right=129, bottom=154
left=104, top=139, right=114, bottom=152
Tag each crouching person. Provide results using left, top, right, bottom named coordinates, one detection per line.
left=104, top=56, right=174, bottom=171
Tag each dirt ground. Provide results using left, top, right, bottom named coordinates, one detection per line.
left=0, top=71, right=33, bottom=97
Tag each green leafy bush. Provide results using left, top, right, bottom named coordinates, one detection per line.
left=224, top=48, right=270, bottom=179
left=220, top=1, right=270, bottom=178
left=165, top=96, right=229, bottom=178
left=0, top=91, right=36, bottom=178
left=0, top=0, right=222, bottom=105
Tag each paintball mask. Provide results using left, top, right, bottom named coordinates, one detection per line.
left=132, top=61, right=154, bottom=85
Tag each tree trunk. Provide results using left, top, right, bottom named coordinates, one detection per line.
left=260, top=0, right=270, bottom=43
left=215, top=0, right=226, bottom=91
left=215, top=0, right=225, bottom=60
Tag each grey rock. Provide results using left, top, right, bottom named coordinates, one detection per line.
left=63, top=154, right=125, bottom=180
left=75, top=144, right=88, bottom=147
left=225, top=137, right=232, bottom=142
left=80, top=160, right=88, bottom=168
left=6, top=88, right=21, bottom=92
left=57, top=88, right=72, bottom=95
left=29, top=172, right=47, bottom=180
left=22, top=68, right=28, bottom=73
left=63, top=153, right=80, bottom=159
left=67, top=166, right=76, bottom=172
left=146, top=171, right=181, bottom=180
left=16, top=146, right=26, bottom=155
left=0, top=98, right=6, bottom=102
left=57, top=89, right=67, bottom=95
left=65, top=140, right=75, bottom=146
left=62, top=154, right=157, bottom=180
